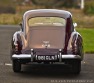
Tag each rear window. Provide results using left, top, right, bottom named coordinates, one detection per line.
left=28, top=17, right=66, bottom=27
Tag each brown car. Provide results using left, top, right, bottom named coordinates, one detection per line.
left=11, top=9, right=84, bottom=74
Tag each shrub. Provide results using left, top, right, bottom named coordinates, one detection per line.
left=0, top=6, right=16, bottom=14
left=13, top=15, right=22, bottom=24
left=31, top=0, right=76, bottom=8
left=84, top=1, right=94, bottom=15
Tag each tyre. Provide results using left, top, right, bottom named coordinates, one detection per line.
left=12, top=60, right=21, bottom=72
left=71, top=60, right=81, bottom=74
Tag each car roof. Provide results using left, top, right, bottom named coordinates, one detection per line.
left=23, top=9, right=72, bottom=19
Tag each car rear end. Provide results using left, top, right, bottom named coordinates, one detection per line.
left=11, top=10, right=83, bottom=74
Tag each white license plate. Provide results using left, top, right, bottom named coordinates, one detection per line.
left=37, top=55, right=57, bottom=60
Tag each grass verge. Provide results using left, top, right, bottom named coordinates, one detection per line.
left=77, top=28, right=94, bottom=53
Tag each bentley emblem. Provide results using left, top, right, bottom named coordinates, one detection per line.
left=42, top=41, right=50, bottom=48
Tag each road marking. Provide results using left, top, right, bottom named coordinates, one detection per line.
left=0, top=63, right=12, bottom=66
left=5, top=63, right=12, bottom=66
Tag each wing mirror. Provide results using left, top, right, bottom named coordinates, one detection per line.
left=73, top=23, right=77, bottom=28
left=19, top=22, right=23, bottom=31
left=19, top=22, right=22, bottom=26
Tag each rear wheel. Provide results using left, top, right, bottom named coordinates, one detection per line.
left=71, top=60, right=81, bottom=74
left=12, top=60, right=21, bottom=72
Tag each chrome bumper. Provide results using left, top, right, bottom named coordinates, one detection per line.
left=12, top=54, right=81, bottom=60
left=12, top=54, right=31, bottom=59
left=62, top=55, right=81, bottom=59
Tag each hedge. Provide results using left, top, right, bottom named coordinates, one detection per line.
left=84, top=1, right=94, bottom=15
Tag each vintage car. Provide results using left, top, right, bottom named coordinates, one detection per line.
left=11, top=9, right=84, bottom=74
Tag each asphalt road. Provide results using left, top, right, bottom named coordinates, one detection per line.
left=0, top=25, right=94, bottom=83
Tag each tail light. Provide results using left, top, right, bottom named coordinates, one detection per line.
left=15, top=44, right=18, bottom=51
left=14, top=41, right=22, bottom=54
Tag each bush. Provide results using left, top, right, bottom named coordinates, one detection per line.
left=0, top=14, right=22, bottom=25
left=0, top=6, right=16, bottom=14
left=84, top=1, right=94, bottom=15
left=31, top=0, right=76, bottom=8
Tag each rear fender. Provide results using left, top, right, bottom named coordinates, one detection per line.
left=67, top=31, right=84, bottom=60
left=67, top=31, right=79, bottom=50
left=12, top=31, right=22, bottom=54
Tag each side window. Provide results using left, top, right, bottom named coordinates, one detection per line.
left=66, top=17, right=74, bottom=35
left=70, top=17, right=74, bottom=33
left=19, top=22, right=23, bottom=32
left=21, top=20, right=24, bottom=32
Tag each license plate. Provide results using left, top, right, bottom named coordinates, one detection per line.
left=37, top=55, right=57, bottom=60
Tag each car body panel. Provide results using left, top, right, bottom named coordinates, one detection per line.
left=27, top=26, right=65, bottom=49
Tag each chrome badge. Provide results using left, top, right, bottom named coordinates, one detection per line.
left=42, top=41, right=50, bottom=48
